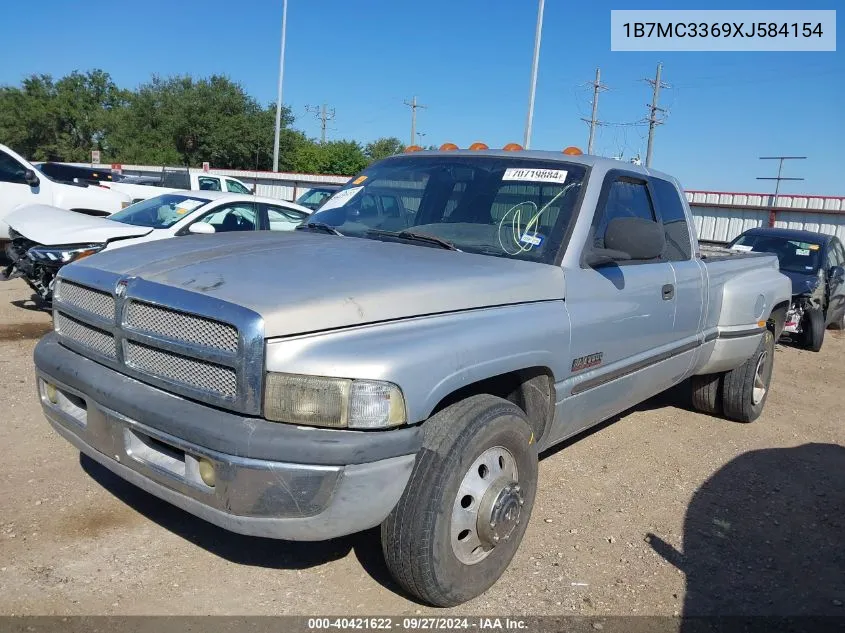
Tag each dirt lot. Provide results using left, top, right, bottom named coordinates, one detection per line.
left=0, top=277, right=842, bottom=616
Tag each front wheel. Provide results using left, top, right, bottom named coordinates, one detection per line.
left=722, top=329, right=775, bottom=423
left=799, top=307, right=825, bottom=352
left=381, top=394, right=538, bottom=607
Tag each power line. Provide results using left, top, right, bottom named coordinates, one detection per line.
left=644, top=62, right=669, bottom=168
left=305, top=104, right=336, bottom=144
left=757, top=156, right=807, bottom=218
left=403, top=96, right=427, bottom=147
left=580, top=68, right=608, bottom=155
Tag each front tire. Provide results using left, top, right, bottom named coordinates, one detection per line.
left=722, top=329, right=775, bottom=423
left=381, top=394, right=538, bottom=607
left=800, top=308, right=825, bottom=352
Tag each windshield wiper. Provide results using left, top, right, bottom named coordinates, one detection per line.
left=297, top=222, right=344, bottom=236
left=366, top=229, right=459, bottom=251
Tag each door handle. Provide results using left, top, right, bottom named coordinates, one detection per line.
left=662, top=284, right=675, bottom=300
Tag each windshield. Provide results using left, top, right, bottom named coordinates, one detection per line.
left=730, top=234, right=823, bottom=274
left=307, top=156, right=587, bottom=263
left=108, top=193, right=212, bottom=228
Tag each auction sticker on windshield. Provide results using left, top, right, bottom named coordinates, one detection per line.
left=502, top=168, right=568, bottom=184
left=175, top=199, right=205, bottom=214
left=320, top=186, right=364, bottom=211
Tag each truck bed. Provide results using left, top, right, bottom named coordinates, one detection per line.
left=698, top=244, right=770, bottom=262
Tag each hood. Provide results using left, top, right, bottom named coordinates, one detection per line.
left=72, top=231, right=566, bottom=338
left=781, top=269, right=821, bottom=296
left=7, top=205, right=153, bottom=245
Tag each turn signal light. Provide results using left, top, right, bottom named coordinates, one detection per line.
left=502, top=143, right=523, bottom=151
left=469, top=142, right=489, bottom=150
left=439, top=142, right=459, bottom=151
left=563, top=146, right=583, bottom=155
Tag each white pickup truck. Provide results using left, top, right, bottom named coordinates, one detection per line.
left=101, top=168, right=254, bottom=203
left=0, top=144, right=131, bottom=244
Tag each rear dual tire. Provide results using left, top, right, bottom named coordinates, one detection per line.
left=691, top=329, right=775, bottom=423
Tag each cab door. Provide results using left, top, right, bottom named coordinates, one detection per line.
left=554, top=171, right=691, bottom=442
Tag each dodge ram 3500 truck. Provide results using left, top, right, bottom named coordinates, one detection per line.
left=34, top=150, right=791, bottom=607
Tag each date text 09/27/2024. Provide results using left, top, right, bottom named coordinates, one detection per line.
left=307, top=618, right=528, bottom=630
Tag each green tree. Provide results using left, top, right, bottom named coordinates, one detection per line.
left=0, top=70, right=124, bottom=162
left=364, top=137, right=404, bottom=163
left=108, top=75, right=296, bottom=169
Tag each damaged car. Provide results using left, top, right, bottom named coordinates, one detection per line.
left=2, top=191, right=310, bottom=304
left=728, top=227, right=845, bottom=351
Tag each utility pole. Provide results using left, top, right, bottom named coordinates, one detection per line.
left=305, top=103, right=336, bottom=143
left=403, top=96, right=427, bottom=147
left=645, top=62, right=669, bottom=168
left=580, top=67, right=607, bottom=154
left=272, top=0, right=288, bottom=172
left=523, top=0, right=545, bottom=149
left=757, top=156, right=806, bottom=225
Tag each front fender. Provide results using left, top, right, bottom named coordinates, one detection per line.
left=265, top=301, right=571, bottom=424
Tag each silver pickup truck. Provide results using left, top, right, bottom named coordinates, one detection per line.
left=34, top=151, right=791, bottom=606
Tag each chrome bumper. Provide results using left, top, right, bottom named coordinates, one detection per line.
left=36, top=371, right=416, bottom=541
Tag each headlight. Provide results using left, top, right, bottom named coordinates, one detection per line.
left=264, top=373, right=406, bottom=429
left=27, top=244, right=106, bottom=264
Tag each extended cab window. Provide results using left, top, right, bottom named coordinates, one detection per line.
left=651, top=177, right=692, bottom=261
left=0, top=151, right=28, bottom=184
left=591, top=178, right=655, bottom=250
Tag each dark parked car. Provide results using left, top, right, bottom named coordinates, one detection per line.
left=728, top=227, right=845, bottom=351
left=35, top=162, right=116, bottom=186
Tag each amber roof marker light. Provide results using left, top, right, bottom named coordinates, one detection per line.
left=502, top=143, right=524, bottom=151
left=404, top=145, right=423, bottom=153
left=563, top=146, right=583, bottom=155
left=439, top=143, right=459, bottom=151
left=469, top=142, right=489, bottom=151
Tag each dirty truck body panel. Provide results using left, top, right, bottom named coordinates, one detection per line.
left=34, top=150, right=791, bottom=545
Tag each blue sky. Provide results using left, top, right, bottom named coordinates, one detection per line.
left=1, top=0, right=842, bottom=194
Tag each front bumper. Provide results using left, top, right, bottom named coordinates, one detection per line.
left=34, top=334, right=421, bottom=541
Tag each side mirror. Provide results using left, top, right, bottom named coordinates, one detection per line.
left=829, top=265, right=845, bottom=283
left=605, top=217, right=665, bottom=260
left=24, top=169, right=40, bottom=187
left=188, top=223, right=216, bottom=235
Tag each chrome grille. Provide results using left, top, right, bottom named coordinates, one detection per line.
left=124, top=341, right=237, bottom=400
left=51, top=273, right=262, bottom=414
left=124, top=300, right=238, bottom=353
left=55, top=280, right=114, bottom=320
left=55, top=312, right=117, bottom=358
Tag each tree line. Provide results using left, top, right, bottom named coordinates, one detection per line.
left=0, top=70, right=406, bottom=174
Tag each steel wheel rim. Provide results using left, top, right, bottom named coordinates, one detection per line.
left=752, top=349, right=769, bottom=405
left=451, top=446, right=520, bottom=565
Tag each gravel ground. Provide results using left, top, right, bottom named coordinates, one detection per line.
left=0, top=278, right=842, bottom=616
